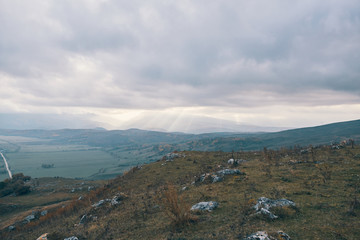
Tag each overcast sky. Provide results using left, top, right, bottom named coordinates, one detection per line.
left=0, top=0, right=359, bottom=132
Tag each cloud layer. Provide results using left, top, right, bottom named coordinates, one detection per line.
left=0, top=0, right=359, bottom=130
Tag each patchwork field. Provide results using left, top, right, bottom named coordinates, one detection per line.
left=0, top=136, right=137, bottom=181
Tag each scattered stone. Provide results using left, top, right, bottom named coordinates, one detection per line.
left=79, top=214, right=87, bottom=224
left=111, top=193, right=126, bottom=206
left=41, top=210, right=48, bottom=216
left=78, top=214, right=97, bottom=225
left=253, top=197, right=295, bottom=212
left=216, top=169, right=242, bottom=176
left=255, top=208, right=278, bottom=219
left=24, top=214, right=35, bottom=223
left=300, top=149, right=308, bottom=154
left=244, top=230, right=291, bottom=240
left=191, top=201, right=218, bottom=211
left=8, top=225, right=15, bottom=231
left=198, top=169, right=242, bottom=184
left=253, top=197, right=296, bottom=220
left=92, top=193, right=126, bottom=208
left=92, top=199, right=105, bottom=208
left=228, top=159, right=247, bottom=165
left=64, top=237, right=79, bottom=240
left=212, top=175, right=223, bottom=183
left=199, top=173, right=211, bottom=182
left=244, top=231, right=270, bottom=240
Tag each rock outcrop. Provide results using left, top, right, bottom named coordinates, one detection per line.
left=24, top=214, right=35, bottom=223
left=64, top=237, right=79, bottom=240
left=243, top=230, right=290, bottom=240
left=244, top=231, right=270, bottom=240
left=253, top=197, right=296, bottom=220
left=254, top=197, right=295, bottom=211
left=198, top=169, right=243, bottom=184
left=191, top=201, right=218, bottom=211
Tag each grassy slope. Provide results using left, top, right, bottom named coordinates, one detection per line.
left=177, top=119, right=360, bottom=151
left=2, top=145, right=360, bottom=240
left=0, top=177, right=104, bottom=230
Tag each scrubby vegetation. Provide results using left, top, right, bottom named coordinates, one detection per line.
left=1, top=144, right=360, bottom=239
left=0, top=173, right=31, bottom=197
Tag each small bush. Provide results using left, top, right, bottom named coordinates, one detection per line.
left=161, top=184, right=196, bottom=227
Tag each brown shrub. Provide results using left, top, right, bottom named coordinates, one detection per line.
left=161, top=184, right=196, bottom=227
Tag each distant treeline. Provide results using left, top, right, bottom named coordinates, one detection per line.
left=41, top=163, right=54, bottom=169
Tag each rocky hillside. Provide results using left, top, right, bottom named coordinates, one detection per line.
left=1, top=142, right=360, bottom=239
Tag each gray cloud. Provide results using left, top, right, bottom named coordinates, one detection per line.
left=0, top=0, right=359, bottom=116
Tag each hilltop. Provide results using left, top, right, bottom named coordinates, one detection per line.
left=1, top=143, right=359, bottom=239
left=1, top=119, right=359, bottom=181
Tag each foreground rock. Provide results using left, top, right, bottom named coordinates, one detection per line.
left=191, top=201, right=218, bottom=211
left=253, top=197, right=296, bottom=220
left=244, top=230, right=290, bottom=240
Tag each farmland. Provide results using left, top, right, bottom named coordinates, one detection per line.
left=0, top=136, right=133, bottom=181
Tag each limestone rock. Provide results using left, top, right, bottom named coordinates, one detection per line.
left=252, top=197, right=296, bottom=220
left=64, top=237, right=79, bottom=240
left=212, top=175, right=223, bottom=183
left=191, top=201, right=218, bottom=211
left=243, top=231, right=270, bottom=240
left=24, top=214, right=35, bottom=223
left=92, top=199, right=105, bottom=208
left=255, top=208, right=278, bottom=219
left=198, top=168, right=242, bottom=184
left=253, top=197, right=295, bottom=211
left=243, top=231, right=290, bottom=240
left=79, top=214, right=87, bottom=224
left=216, top=169, right=242, bottom=176
left=228, top=159, right=247, bottom=165
left=8, top=225, right=15, bottom=231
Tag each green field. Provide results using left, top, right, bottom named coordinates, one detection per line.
left=0, top=136, right=137, bottom=181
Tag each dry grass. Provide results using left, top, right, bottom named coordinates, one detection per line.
left=160, top=184, right=196, bottom=227
left=1, top=145, right=360, bottom=239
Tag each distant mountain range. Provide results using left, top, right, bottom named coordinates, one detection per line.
left=0, top=119, right=359, bottom=151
